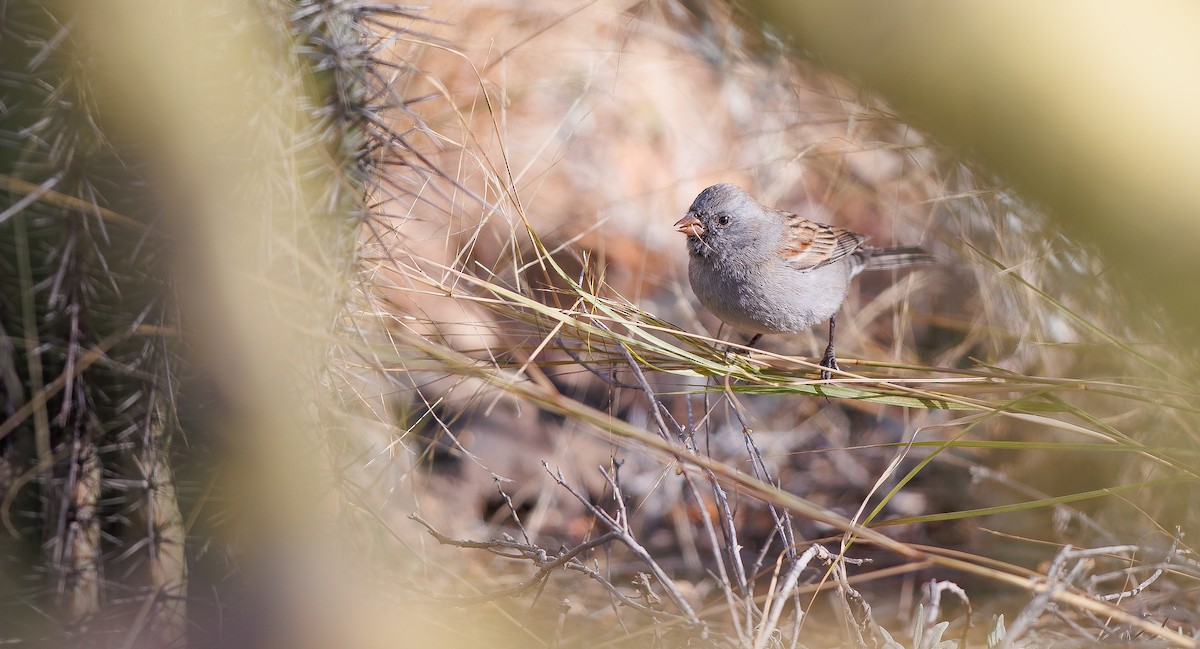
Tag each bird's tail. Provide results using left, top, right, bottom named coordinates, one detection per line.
left=852, top=246, right=935, bottom=274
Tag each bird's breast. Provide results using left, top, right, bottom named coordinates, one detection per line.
left=688, top=257, right=852, bottom=334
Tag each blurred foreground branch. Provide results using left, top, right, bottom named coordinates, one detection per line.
left=749, top=0, right=1200, bottom=341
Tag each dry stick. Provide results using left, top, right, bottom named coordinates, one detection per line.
left=608, top=328, right=756, bottom=637
left=671, top=391, right=748, bottom=613
left=649, top=385, right=750, bottom=639
left=748, top=521, right=780, bottom=595
left=755, top=553, right=799, bottom=649
left=546, top=463, right=701, bottom=625
left=581, top=561, right=676, bottom=619
left=793, top=540, right=878, bottom=648
left=752, top=544, right=836, bottom=649
left=724, top=386, right=799, bottom=634
left=755, top=551, right=793, bottom=649
left=1095, top=563, right=1168, bottom=602
left=648, top=408, right=708, bottom=575
left=684, top=439, right=750, bottom=602
left=493, top=476, right=531, bottom=545
left=1040, top=541, right=1183, bottom=643
left=707, top=472, right=752, bottom=598
left=612, top=333, right=759, bottom=637
left=841, top=574, right=886, bottom=649
left=657, top=400, right=748, bottom=643
left=1072, top=578, right=1124, bottom=642
left=555, top=340, right=640, bottom=390
left=1002, top=545, right=1092, bottom=649
left=674, top=390, right=754, bottom=636
left=1050, top=604, right=1106, bottom=643
left=604, top=323, right=754, bottom=632
left=671, top=466, right=751, bottom=646
left=788, top=586, right=805, bottom=649
left=922, top=579, right=972, bottom=649
left=1092, top=533, right=1180, bottom=602
left=695, top=374, right=758, bottom=598
left=567, top=558, right=674, bottom=620
left=410, top=512, right=682, bottom=618
left=707, top=472, right=758, bottom=640
left=742, top=430, right=800, bottom=565
left=607, top=330, right=678, bottom=442
left=551, top=599, right=571, bottom=649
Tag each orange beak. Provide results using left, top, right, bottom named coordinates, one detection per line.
left=674, top=213, right=704, bottom=237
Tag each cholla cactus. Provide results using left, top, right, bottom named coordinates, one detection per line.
left=0, top=1, right=397, bottom=644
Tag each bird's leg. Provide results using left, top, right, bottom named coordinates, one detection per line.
left=819, top=314, right=839, bottom=381
left=721, top=332, right=760, bottom=359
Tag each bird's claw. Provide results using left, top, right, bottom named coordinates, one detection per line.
left=819, top=349, right=839, bottom=381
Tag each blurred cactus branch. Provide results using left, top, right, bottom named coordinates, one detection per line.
left=0, top=0, right=415, bottom=644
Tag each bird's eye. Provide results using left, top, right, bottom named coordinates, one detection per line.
left=716, top=213, right=731, bottom=226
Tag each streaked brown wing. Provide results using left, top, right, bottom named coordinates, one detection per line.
left=778, top=211, right=869, bottom=271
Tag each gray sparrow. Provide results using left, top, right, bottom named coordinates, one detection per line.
left=675, top=183, right=932, bottom=379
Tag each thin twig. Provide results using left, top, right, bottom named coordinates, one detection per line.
left=410, top=513, right=618, bottom=604
left=545, top=462, right=701, bottom=624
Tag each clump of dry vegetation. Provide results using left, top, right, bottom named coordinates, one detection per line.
left=2, top=1, right=1199, bottom=647
left=351, top=1, right=1200, bottom=646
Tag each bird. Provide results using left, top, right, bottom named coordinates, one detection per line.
left=674, top=183, right=932, bottom=380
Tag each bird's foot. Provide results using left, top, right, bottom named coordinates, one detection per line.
left=819, top=347, right=839, bottom=381
left=720, top=333, right=762, bottom=359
